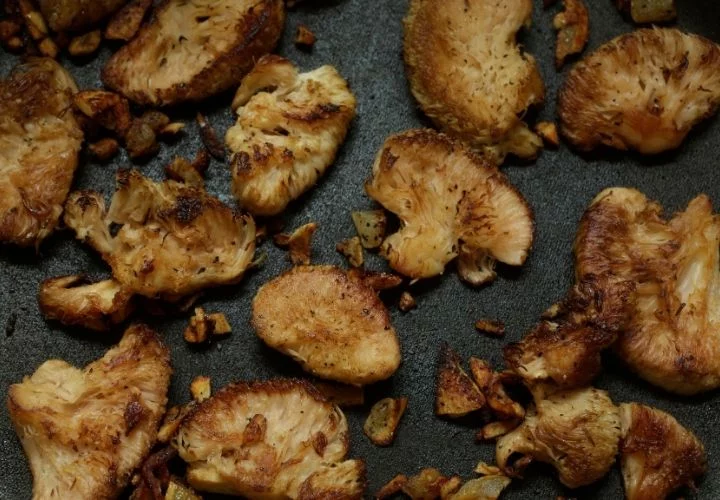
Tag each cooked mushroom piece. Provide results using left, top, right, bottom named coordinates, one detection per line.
left=404, top=0, right=544, bottom=161
left=105, top=0, right=152, bottom=41
left=376, top=468, right=462, bottom=499
left=575, top=187, right=720, bottom=394
left=365, top=129, right=534, bottom=284
left=227, top=55, right=356, bottom=216
left=435, top=343, right=485, bottom=418
left=102, top=0, right=285, bottom=106
left=38, top=275, right=134, bottom=331
left=0, top=58, right=83, bottom=247
left=616, top=0, right=677, bottom=23
left=559, top=28, right=720, bottom=154
left=7, top=324, right=172, bottom=499
left=38, top=0, right=127, bottom=32
left=173, top=379, right=366, bottom=498
left=496, top=387, right=621, bottom=488
left=620, top=403, right=706, bottom=500
left=64, top=169, right=256, bottom=301
left=504, top=277, right=635, bottom=389
left=553, top=0, right=589, bottom=68
left=252, top=266, right=401, bottom=385
left=363, top=397, right=408, bottom=446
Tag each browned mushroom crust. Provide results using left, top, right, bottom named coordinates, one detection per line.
left=559, top=28, right=720, bottom=154
left=173, top=379, right=366, bottom=499
left=365, top=129, right=534, bottom=285
left=7, top=324, right=172, bottom=499
left=575, top=187, right=720, bottom=394
left=403, top=0, right=544, bottom=160
left=620, top=403, right=706, bottom=500
left=252, top=266, right=401, bottom=385
left=0, top=58, right=83, bottom=247
left=39, top=0, right=127, bottom=32
left=64, top=169, right=256, bottom=301
left=102, top=0, right=285, bottom=106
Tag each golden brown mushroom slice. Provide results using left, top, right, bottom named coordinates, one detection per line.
left=173, top=379, right=366, bottom=499
left=365, top=129, right=534, bottom=285
left=559, top=28, right=720, bottom=154
left=38, top=275, right=134, bottom=331
left=435, top=343, right=485, bottom=418
left=496, top=387, right=621, bottom=488
left=102, top=0, right=285, bottom=106
left=404, top=0, right=544, bottom=161
left=39, top=0, right=127, bottom=32
left=64, top=169, right=256, bottom=301
left=0, top=58, right=83, bottom=247
left=252, top=265, right=401, bottom=385
left=575, top=187, right=720, bottom=394
left=7, top=324, right=172, bottom=499
left=620, top=403, right=706, bottom=500
left=504, top=277, right=635, bottom=389
left=227, top=55, right=356, bottom=216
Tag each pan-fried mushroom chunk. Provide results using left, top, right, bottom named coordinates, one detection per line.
left=38, top=0, right=127, bottom=32
left=105, top=0, right=152, bottom=41
left=436, top=343, right=485, bottom=417
left=365, top=129, right=534, bottom=284
left=504, top=277, right=635, bottom=389
left=620, top=403, right=706, bottom=500
left=553, top=0, right=589, bottom=68
left=336, top=236, right=364, bottom=267
left=351, top=210, right=387, bottom=249
left=496, top=387, right=621, bottom=488
left=376, top=468, right=462, bottom=499
left=450, top=476, right=511, bottom=500
left=274, top=222, right=318, bottom=265
left=252, top=266, right=401, bottom=385
left=64, top=169, right=256, bottom=301
left=184, top=308, right=232, bottom=344
left=68, top=30, right=101, bottom=57
left=0, top=58, right=83, bottom=247
left=7, top=324, right=172, bottom=499
left=173, top=379, right=366, bottom=498
left=616, top=0, right=676, bottom=24
left=575, top=188, right=720, bottom=394
left=404, top=0, right=544, bottom=161
left=559, top=28, right=720, bottom=154
left=227, top=55, right=356, bottom=216
left=364, top=397, right=408, bottom=446
left=102, top=0, right=285, bottom=106
left=38, top=275, right=134, bottom=331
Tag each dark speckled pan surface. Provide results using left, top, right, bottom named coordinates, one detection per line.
left=1, top=1, right=719, bottom=498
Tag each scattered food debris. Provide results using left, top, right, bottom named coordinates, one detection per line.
left=534, top=121, right=560, bottom=147
left=196, top=112, right=225, bottom=160
left=184, top=308, right=232, bottom=343
left=554, top=0, right=589, bottom=68
left=274, top=222, right=318, bottom=265
left=351, top=210, right=387, bottom=249
left=398, top=291, right=416, bottom=312
left=336, top=236, right=364, bottom=267
left=364, top=397, right=408, bottom=446
left=295, top=24, right=316, bottom=48
left=105, top=0, right=152, bottom=41
left=435, top=343, right=485, bottom=418
left=68, top=30, right=102, bottom=57
left=190, top=376, right=211, bottom=402
left=474, top=319, right=505, bottom=337
left=88, top=138, right=120, bottom=162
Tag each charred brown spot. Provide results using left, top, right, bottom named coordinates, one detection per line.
left=173, top=196, right=204, bottom=223
left=311, top=431, right=328, bottom=457
left=123, top=399, right=144, bottom=433
left=242, top=414, right=267, bottom=445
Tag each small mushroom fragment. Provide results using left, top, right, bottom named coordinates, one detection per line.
left=449, top=476, right=511, bottom=500
left=105, top=0, right=152, bottom=41
left=38, top=275, right=134, bottom=331
left=363, top=397, right=408, bottom=446
left=274, top=222, right=318, bottom=265
left=7, top=325, right=172, bottom=499
left=38, top=0, right=127, bottom=32
left=351, top=210, right=387, bottom=249
left=435, top=343, right=485, bottom=418
left=252, top=266, right=401, bottom=385
left=553, top=0, right=589, bottom=68
left=184, top=308, right=231, bottom=343
left=336, top=236, right=364, bottom=267
left=164, top=150, right=209, bottom=187
left=72, top=89, right=132, bottom=136
left=88, top=138, right=120, bottom=162
left=534, top=121, right=559, bottom=147
left=227, top=55, right=356, bottom=216
left=165, top=478, right=202, bottom=500
left=559, top=28, right=720, bottom=154
left=377, top=468, right=461, bottom=500
left=474, top=319, right=505, bottom=338
left=295, top=24, right=316, bottom=48
left=173, top=379, right=366, bottom=498
left=398, top=291, right=416, bottom=312
left=616, top=0, right=676, bottom=23
left=365, top=129, right=534, bottom=285
left=404, top=0, right=545, bottom=160
left=102, top=0, right=285, bottom=106
left=68, top=30, right=101, bottom=57
left=346, top=268, right=404, bottom=291
left=620, top=403, right=706, bottom=500
left=496, top=387, right=621, bottom=488
left=190, top=376, right=211, bottom=402
left=196, top=112, right=225, bottom=160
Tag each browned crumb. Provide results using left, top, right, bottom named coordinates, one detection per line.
left=159, top=122, right=185, bottom=137
left=295, top=24, right=316, bottom=48
left=18, top=0, right=47, bottom=40
left=207, top=313, right=231, bottom=335
left=5, top=36, right=24, bottom=51
left=398, top=291, right=416, bottom=312
left=190, top=376, right=211, bottom=402
left=274, top=222, right=318, bottom=265
left=474, top=319, right=506, bottom=337
left=138, top=110, right=170, bottom=134
left=196, top=112, right=225, bottom=160
left=375, top=474, right=408, bottom=499
left=68, top=30, right=102, bottom=57
left=363, top=397, right=408, bottom=446
left=554, top=0, right=590, bottom=68
left=88, top=138, right=120, bottom=162
left=105, top=0, right=152, bottom=41
left=474, top=462, right=502, bottom=476
left=535, top=121, right=560, bottom=147
left=351, top=210, right=387, bottom=249
left=124, top=119, right=158, bottom=159
left=38, top=37, right=58, bottom=58
left=336, top=236, right=364, bottom=267
left=184, top=308, right=232, bottom=343
left=377, top=468, right=463, bottom=499
left=73, top=89, right=132, bottom=136
left=347, top=268, right=403, bottom=291
left=313, top=381, right=365, bottom=407
left=436, top=343, right=485, bottom=417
